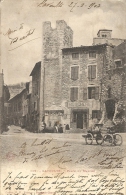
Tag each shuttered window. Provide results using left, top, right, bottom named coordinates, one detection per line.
left=88, top=87, right=99, bottom=100
left=72, top=53, right=79, bottom=60
left=71, top=66, right=79, bottom=80
left=95, top=87, right=99, bottom=100
left=88, top=65, right=96, bottom=80
left=92, top=110, right=101, bottom=120
left=89, top=51, right=96, bottom=58
left=83, top=88, right=87, bottom=100
left=70, top=87, right=78, bottom=102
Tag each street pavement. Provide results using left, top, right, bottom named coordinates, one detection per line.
left=1, top=125, right=126, bottom=195
left=1, top=125, right=126, bottom=145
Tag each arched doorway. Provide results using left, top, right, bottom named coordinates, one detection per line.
left=105, top=99, right=116, bottom=120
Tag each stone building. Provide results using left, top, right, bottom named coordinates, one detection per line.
left=100, top=41, right=126, bottom=131
left=61, top=44, right=115, bottom=129
left=39, top=20, right=73, bottom=129
left=93, top=29, right=125, bottom=46
left=29, top=21, right=125, bottom=132
left=0, top=72, right=4, bottom=133
left=0, top=72, right=10, bottom=133
left=30, top=62, right=41, bottom=132
left=8, top=86, right=29, bottom=127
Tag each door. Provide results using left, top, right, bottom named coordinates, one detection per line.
left=83, top=112, right=88, bottom=129
left=77, top=113, right=83, bottom=129
left=105, top=99, right=115, bottom=120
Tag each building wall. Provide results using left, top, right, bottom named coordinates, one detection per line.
left=61, top=45, right=108, bottom=128
left=0, top=73, right=4, bottom=133
left=39, top=20, right=73, bottom=129
left=30, top=65, right=41, bottom=132
left=8, top=89, right=27, bottom=127
left=93, top=38, right=125, bottom=46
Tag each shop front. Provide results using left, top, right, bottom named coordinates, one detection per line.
left=72, top=109, right=89, bottom=129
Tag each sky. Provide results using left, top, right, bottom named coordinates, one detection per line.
left=1, top=0, right=126, bottom=85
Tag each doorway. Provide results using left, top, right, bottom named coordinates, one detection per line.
left=73, top=110, right=88, bottom=129
left=105, top=99, right=115, bottom=120
left=77, top=113, right=83, bottom=128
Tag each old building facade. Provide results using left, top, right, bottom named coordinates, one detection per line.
left=100, top=41, right=126, bottom=131
left=61, top=44, right=115, bottom=129
left=39, top=20, right=73, bottom=129
left=0, top=72, right=4, bottom=133
left=93, top=29, right=125, bottom=46
left=30, top=62, right=41, bottom=132
left=32, top=21, right=125, bottom=131
left=8, top=87, right=29, bottom=127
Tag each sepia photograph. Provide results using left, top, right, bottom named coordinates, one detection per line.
left=0, top=0, right=126, bottom=194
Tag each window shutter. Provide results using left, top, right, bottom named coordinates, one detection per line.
left=74, top=88, right=78, bottom=101
left=71, top=67, right=74, bottom=80
left=70, top=88, right=74, bottom=101
left=83, top=88, right=87, bottom=100
left=91, top=65, right=96, bottom=79
left=91, top=88, right=95, bottom=99
left=95, top=87, right=99, bottom=100
left=88, top=66, right=91, bottom=80
left=74, top=67, right=79, bottom=80
left=71, top=67, right=79, bottom=80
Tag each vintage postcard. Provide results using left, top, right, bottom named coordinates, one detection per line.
left=0, top=0, right=126, bottom=194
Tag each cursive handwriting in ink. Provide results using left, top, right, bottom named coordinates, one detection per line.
left=37, top=0, right=63, bottom=7
left=2, top=170, right=125, bottom=194
left=9, top=29, right=35, bottom=45
left=4, top=23, right=24, bottom=36
left=31, top=138, right=53, bottom=146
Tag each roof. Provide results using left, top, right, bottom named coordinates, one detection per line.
left=30, top=61, right=41, bottom=76
left=8, top=88, right=26, bottom=102
left=62, top=43, right=114, bottom=52
left=97, top=29, right=112, bottom=35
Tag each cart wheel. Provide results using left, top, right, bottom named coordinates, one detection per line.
left=96, top=134, right=103, bottom=145
left=113, top=134, right=123, bottom=146
left=85, top=133, right=93, bottom=145
left=103, top=134, right=113, bottom=146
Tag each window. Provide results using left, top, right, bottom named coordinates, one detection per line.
left=88, top=87, right=99, bottom=100
left=72, top=53, right=79, bottom=60
left=88, top=65, right=96, bottom=80
left=89, top=51, right=96, bottom=58
left=71, top=66, right=79, bottom=80
left=102, top=34, right=107, bottom=38
left=114, top=60, right=122, bottom=68
left=70, top=87, right=78, bottom=102
left=92, top=110, right=101, bottom=120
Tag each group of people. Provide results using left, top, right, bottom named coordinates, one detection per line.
left=40, top=121, right=63, bottom=133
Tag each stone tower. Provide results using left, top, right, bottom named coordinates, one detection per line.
left=39, top=20, right=73, bottom=128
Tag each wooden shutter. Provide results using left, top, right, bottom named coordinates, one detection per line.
left=95, top=87, right=99, bottom=100
left=83, top=88, right=87, bottom=100
left=91, top=88, right=95, bottom=99
left=70, top=88, right=74, bottom=101
left=88, top=66, right=91, bottom=80
left=71, top=67, right=79, bottom=80
left=91, top=65, right=96, bottom=79
left=74, top=67, right=79, bottom=80
left=74, top=88, right=78, bottom=101
left=71, top=67, right=74, bottom=80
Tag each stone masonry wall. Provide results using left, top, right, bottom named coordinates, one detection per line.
left=42, top=20, right=73, bottom=108
left=39, top=20, right=73, bottom=129
left=62, top=45, right=106, bottom=126
left=0, top=73, right=4, bottom=133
